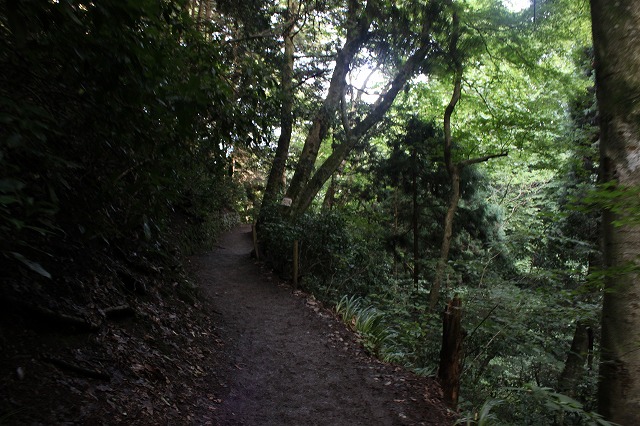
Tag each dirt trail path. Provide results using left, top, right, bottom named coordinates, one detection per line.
left=194, top=225, right=453, bottom=426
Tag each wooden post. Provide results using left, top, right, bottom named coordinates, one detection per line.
left=252, top=223, right=260, bottom=260
left=293, top=240, right=299, bottom=288
left=438, top=295, right=464, bottom=408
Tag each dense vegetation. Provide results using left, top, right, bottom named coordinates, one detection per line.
left=1, top=0, right=255, bottom=259
left=253, top=1, right=606, bottom=424
left=2, top=0, right=639, bottom=424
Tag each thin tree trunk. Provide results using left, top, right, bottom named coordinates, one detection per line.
left=203, top=0, right=212, bottom=39
left=429, top=11, right=462, bottom=311
left=196, top=0, right=205, bottom=28
left=412, top=146, right=420, bottom=288
left=559, top=256, right=597, bottom=397
left=394, top=186, right=399, bottom=279
left=430, top=167, right=461, bottom=311
left=438, top=295, right=464, bottom=408
left=322, top=174, right=336, bottom=210
left=558, top=320, right=590, bottom=397
left=590, top=1, right=640, bottom=423
left=322, top=161, right=344, bottom=210
left=428, top=11, right=507, bottom=311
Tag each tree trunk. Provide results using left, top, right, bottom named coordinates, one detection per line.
left=322, top=173, right=336, bottom=210
left=195, top=1, right=206, bottom=28
left=261, top=3, right=297, bottom=209
left=394, top=186, right=399, bottom=279
left=429, top=11, right=462, bottom=311
left=412, top=146, right=420, bottom=288
left=438, top=295, right=464, bottom=408
left=203, top=0, right=212, bottom=37
left=428, top=11, right=507, bottom=311
left=430, top=167, right=460, bottom=311
left=559, top=257, right=597, bottom=397
left=558, top=320, right=590, bottom=397
left=285, top=0, right=375, bottom=204
left=289, top=31, right=434, bottom=216
left=322, top=160, right=345, bottom=210
left=591, top=1, right=640, bottom=423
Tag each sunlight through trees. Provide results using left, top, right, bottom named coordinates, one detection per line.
left=3, top=0, right=638, bottom=424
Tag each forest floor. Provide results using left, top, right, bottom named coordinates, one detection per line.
left=0, top=225, right=455, bottom=425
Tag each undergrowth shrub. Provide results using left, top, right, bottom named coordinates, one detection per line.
left=174, top=175, right=242, bottom=255
left=1, top=0, right=243, bottom=278
left=258, top=206, right=392, bottom=303
left=257, top=206, right=604, bottom=426
left=455, top=384, right=615, bottom=426
left=335, top=295, right=394, bottom=357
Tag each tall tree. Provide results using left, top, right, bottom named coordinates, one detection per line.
left=590, top=1, right=640, bottom=423
left=285, top=0, right=446, bottom=216
left=428, top=9, right=507, bottom=311
left=284, top=0, right=377, bottom=207
left=262, top=0, right=300, bottom=207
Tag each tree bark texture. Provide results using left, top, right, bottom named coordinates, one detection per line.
left=261, top=3, right=297, bottom=209
left=558, top=320, right=590, bottom=397
left=591, top=1, right=640, bottom=424
left=438, top=295, right=464, bottom=408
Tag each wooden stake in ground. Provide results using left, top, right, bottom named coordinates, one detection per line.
left=438, top=295, right=464, bottom=408
left=293, top=239, right=299, bottom=288
left=252, top=223, right=260, bottom=260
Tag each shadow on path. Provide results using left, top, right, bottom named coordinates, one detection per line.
left=194, top=225, right=453, bottom=426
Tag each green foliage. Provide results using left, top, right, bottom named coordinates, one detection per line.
left=0, top=0, right=254, bottom=277
left=335, top=295, right=393, bottom=357
left=455, top=398, right=503, bottom=426
left=355, top=116, right=510, bottom=289
left=335, top=295, right=362, bottom=324
left=259, top=205, right=392, bottom=302
left=501, top=385, right=617, bottom=426
left=262, top=1, right=606, bottom=425
left=457, top=384, right=617, bottom=426
left=261, top=0, right=603, bottom=423
left=577, top=181, right=640, bottom=227
left=363, top=287, right=442, bottom=369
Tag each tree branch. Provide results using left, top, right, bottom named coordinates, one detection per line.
left=443, top=12, right=462, bottom=177
left=459, top=151, right=509, bottom=167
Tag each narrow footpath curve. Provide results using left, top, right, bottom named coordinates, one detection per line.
left=194, top=225, right=454, bottom=426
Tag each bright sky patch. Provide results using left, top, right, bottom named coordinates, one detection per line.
left=502, top=0, right=530, bottom=12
